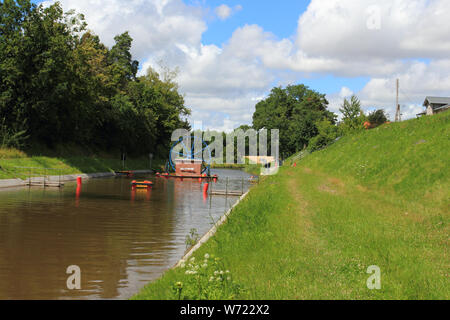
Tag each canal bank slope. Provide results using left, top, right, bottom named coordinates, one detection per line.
left=132, top=112, right=449, bottom=300
left=0, top=151, right=163, bottom=185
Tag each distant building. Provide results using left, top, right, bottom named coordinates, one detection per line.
left=417, top=96, right=450, bottom=117
left=245, top=156, right=275, bottom=164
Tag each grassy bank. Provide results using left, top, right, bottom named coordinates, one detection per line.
left=0, top=148, right=165, bottom=180
left=133, top=112, right=449, bottom=300
left=211, top=163, right=262, bottom=176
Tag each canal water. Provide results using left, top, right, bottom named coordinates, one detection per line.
left=0, top=169, right=252, bottom=300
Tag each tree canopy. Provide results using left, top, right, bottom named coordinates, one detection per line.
left=252, top=84, right=336, bottom=158
left=339, top=95, right=367, bottom=133
left=0, top=0, right=190, bottom=155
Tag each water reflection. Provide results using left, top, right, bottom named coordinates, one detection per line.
left=0, top=169, right=251, bottom=300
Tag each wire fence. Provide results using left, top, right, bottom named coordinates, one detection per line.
left=208, top=176, right=259, bottom=196
left=0, top=166, right=65, bottom=187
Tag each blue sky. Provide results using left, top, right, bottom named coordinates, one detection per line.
left=199, top=0, right=310, bottom=45
left=35, top=0, right=450, bottom=130
left=199, top=0, right=372, bottom=95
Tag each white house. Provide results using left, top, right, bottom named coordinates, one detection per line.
left=418, top=96, right=450, bottom=117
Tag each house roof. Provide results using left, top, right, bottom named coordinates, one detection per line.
left=434, top=104, right=450, bottom=111
left=423, top=96, right=450, bottom=107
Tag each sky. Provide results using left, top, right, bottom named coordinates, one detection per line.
left=37, top=0, right=450, bottom=132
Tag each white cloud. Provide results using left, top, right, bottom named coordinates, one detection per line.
left=214, top=4, right=242, bottom=21
left=42, top=0, right=450, bottom=130
left=43, top=0, right=207, bottom=62
left=339, top=87, right=354, bottom=99
left=297, top=0, right=450, bottom=60
left=215, top=4, right=232, bottom=20
left=358, top=60, right=450, bottom=119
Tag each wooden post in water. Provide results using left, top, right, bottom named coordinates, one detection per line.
left=225, top=177, right=229, bottom=196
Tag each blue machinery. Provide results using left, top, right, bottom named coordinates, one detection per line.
left=166, top=136, right=212, bottom=175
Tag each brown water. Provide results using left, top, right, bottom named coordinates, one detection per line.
left=0, top=169, right=251, bottom=300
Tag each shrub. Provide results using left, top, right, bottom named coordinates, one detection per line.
left=308, top=119, right=341, bottom=152
left=368, top=109, right=389, bottom=128
left=0, top=119, right=29, bottom=149
left=174, top=254, right=244, bottom=300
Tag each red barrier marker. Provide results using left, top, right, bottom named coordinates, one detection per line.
left=77, top=177, right=82, bottom=185
left=75, top=184, right=82, bottom=207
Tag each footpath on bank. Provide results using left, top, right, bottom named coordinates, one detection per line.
left=132, top=112, right=449, bottom=300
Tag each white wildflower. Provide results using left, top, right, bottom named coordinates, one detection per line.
left=204, top=254, right=210, bottom=259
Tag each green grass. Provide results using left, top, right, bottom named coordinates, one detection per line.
left=0, top=149, right=165, bottom=179
left=133, top=112, right=449, bottom=300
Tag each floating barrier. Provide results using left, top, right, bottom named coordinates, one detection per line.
left=131, top=180, right=153, bottom=190
left=116, top=171, right=135, bottom=177
left=203, top=183, right=209, bottom=194
left=156, top=173, right=218, bottom=180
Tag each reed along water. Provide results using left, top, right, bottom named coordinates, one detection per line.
left=0, top=169, right=251, bottom=300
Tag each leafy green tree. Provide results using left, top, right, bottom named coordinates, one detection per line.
left=252, top=84, right=336, bottom=158
left=368, top=109, right=389, bottom=128
left=339, top=95, right=367, bottom=133
left=108, top=32, right=139, bottom=89
left=0, top=0, right=191, bottom=158
left=308, top=118, right=341, bottom=152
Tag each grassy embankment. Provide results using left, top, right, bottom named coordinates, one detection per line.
left=133, top=112, right=449, bottom=300
left=0, top=146, right=165, bottom=180
left=211, top=163, right=262, bottom=176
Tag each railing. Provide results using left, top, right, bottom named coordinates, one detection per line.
left=10, top=166, right=65, bottom=187
left=208, top=176, right=259, bottom=196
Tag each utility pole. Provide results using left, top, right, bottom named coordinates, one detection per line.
left=395, top=78, right=401, bottom=122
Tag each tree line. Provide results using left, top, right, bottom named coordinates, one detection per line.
left=0, top=0, right=190, bottom=156
left=251, top=85, right=388, bottom=158
left=190, top=84, right=388, bottom=164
